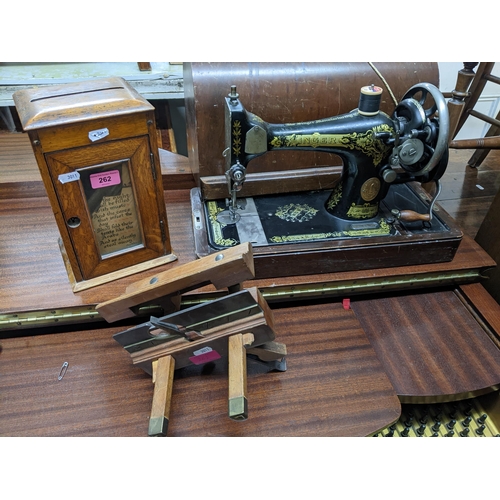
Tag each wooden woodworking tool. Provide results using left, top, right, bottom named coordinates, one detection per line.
left=96, top=241, right=255, bottom=323
left=113, top=287, right=286, bottom=436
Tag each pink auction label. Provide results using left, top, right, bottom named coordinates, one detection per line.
left=90, top=170, right=121, bottom=189
left=189, top=349, right=221, bottom=365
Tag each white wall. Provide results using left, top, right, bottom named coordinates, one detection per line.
left=438, top=62, right=500, bottom=140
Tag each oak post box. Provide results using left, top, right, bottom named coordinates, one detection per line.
left=13, top=77, right=176, bottom=291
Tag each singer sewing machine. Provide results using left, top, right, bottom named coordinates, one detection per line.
left=187, top=63, right=463, bottom=279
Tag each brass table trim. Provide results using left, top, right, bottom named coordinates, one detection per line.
left=0, top=269, right=484, bottom=331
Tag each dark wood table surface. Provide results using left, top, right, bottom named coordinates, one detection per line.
left=0, top=188, right=495, bottom=319
left=3, top=284, right=500, bottom=437
left=0, top=301, right=401, bottom=437
left=2, top=133, right=500, bottom=436
left=351, top=288, right=500, bottom=403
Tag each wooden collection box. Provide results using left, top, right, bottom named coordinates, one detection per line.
left=13, top=77, right=176, bottom=291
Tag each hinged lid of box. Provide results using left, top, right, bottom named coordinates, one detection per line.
left=13, top=77, right=153, bottom=130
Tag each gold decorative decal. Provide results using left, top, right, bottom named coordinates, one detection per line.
left=207, top=202, right=238, bottom=247
left=270, top=233, right=341, bottom=243
left=270, top=124, right=394, bottom=166
left=346, top=202, right=378, bottom=219
left=207, top=201, right=222, bottom=224
left=269, top=219, right=391, bottom=242
left=275, top=203, right=318, bottom=223
left=232, top=120, right=242, bottom=156
left=327, top=183, right=342, bottom=210
left=270, top=137, right=283, bottom=148
left=360, top=177, right=381, bottom=202
left=342, top=219, right=391, bottom=237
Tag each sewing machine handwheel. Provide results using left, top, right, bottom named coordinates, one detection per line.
left=399, top=82, right=449, bottom=177
left=407, top=87, right=437, bottom=118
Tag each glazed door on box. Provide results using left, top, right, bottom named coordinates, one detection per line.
left=46, top=136, right=167, bottom=280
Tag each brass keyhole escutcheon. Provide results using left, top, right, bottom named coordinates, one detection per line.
left=67, top=216, right=81, bottom=228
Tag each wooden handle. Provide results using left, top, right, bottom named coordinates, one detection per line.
left=450, top=136, right=500, bottom=149
left=96, top=242, right=255, bottom=323
left=395, top=209, right=430, bottom=222
left=148, top=355, right=175, bottom=436
left=228, top=333, right=254, bottom=420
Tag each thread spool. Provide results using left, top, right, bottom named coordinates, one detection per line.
left=358, top=84, right=383, bottom=116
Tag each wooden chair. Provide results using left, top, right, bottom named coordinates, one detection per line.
left=447, top=62, right=500, bottom=167
left=445, top=63, right=500, bottom=304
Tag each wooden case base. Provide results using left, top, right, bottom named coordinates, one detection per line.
left=191, top=183, right=463, bottom=280
left=59, top=236, right=178, bottom=292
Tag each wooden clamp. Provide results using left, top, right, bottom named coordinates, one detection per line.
left=96, top=242, right=255, bottom=323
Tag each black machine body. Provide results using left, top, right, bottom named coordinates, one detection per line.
left=223, top=82, right=450, bottom=223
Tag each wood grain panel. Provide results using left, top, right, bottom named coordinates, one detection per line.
left=460, top=283, right=500, bottom=344
left=351, top=289, right=500, bottom=402
left=0, top=188, right=494, bottom=320
left=0, top=132, right=45, bottom=199
left=0, top=132, right=41, bottom=183
left=0, top=133, right=194, bottom=199
left=0, top=303, right=400, bottom=436
left=0, top=190, right=196, bottom=317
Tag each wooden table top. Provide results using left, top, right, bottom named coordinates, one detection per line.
left=0, top=131, right=495, bottom=324
left=2, top=133, right=500, bottom=432
left=3, top=284, right=500, bottom=436
left=352, top=288, right=500, bottom=403
left=0, top=301, right=401, bottom=437
left=0, top=189, right=495, bottom=321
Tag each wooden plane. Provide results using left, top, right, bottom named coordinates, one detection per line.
left=97, top=242, right=286, bottom=436
left=96, top=242, right=256, bottom=323
left=113, top=287, right=286, bottom=436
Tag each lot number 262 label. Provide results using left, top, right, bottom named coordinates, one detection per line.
left=90, top=170, right=121, bottom=189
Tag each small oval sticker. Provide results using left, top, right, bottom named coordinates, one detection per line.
left=88, top=128, right=109, bottom=142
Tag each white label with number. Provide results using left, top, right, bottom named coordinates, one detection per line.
left=193, top=346, right=213, bottom=356
left=58, top=171, right=81, bottom=184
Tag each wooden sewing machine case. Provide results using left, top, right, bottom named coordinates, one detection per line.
left=185, top=62, right=463, bottom=279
